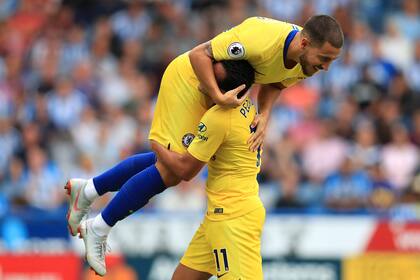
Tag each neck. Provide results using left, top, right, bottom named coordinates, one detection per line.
left=287, top=32, right=303, bottom=63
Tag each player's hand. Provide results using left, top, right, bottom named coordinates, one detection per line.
left=247, top=114, right=268, bottom=152
left=218, top=84, right=248, bottom=108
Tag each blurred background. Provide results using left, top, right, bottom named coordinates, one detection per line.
left=0, top=0, right=420, bottom=279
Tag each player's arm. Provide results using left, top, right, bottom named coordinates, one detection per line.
left=151, top=141, right=205, bottom=181
left=248, top=82, right=285, bottom=151
left=189, top=42, right=247, bottom=108
left=154, top=107, right=227, bottom=182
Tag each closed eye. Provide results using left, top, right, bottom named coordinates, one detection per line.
left=319, top=55, right=332, bottom=63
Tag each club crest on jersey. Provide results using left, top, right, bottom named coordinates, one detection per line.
left=182, top=133, right=195, bottom=147
left=227, top=42, right=245, bottom=59
left=198, top=122, right=207, bottom=132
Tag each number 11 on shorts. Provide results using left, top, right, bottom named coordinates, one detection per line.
left=213, top=248, right=229, bottom=272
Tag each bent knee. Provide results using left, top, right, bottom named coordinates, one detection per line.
left=155, top=161, right=182, bottom=187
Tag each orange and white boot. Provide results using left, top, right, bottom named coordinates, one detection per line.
left=65, top=179, right=92, bottom=236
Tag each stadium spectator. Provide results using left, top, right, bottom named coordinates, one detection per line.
left=0, top=117, right=19, bottom=179
left=323, top=155, right=372, bottom=212
left=0, top=156, right=26, bottom=206
left=302, top=119, right=349, bottom=183
left=407, top=39, right=420, bottom=92
left=381, top=122, right=420, bottom=191
left=46, top=76, right=86, bottom=130
left=22, top=146, right=64, bottom=210
left=349, top=120, right=381, bottom=170
left=111, top=0, right=151, bottom=42
left=389, top=0, right=420, bottom=41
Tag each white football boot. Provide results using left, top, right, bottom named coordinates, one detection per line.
left=65, top=179, right=92, bottom=236
left=78, top=218, right=108, bottom=276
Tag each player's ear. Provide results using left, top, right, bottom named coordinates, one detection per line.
left=300, top=36, right=309, bottom=50
left=301, top=36, right=310, bottom=50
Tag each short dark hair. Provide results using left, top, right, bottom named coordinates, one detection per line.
left=217, top=60, right=255, bottom=98
left=302, top=15, right=344, bottom=49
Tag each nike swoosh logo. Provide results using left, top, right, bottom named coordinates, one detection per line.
left=73, top=188, right=82, bottom=211
left=216, top=272, right=228, bottom=278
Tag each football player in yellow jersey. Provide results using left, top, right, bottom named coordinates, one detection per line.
left=190, top=15, right=343, bottom=151
left=151, top=91, right=265, bottom=280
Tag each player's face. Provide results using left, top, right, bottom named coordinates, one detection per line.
left=299, top=41, right=341, bottom=76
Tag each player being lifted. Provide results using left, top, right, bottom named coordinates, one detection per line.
left=66, top=15, right=343, bottom=275
left=70, top=58, right=254, bottom=276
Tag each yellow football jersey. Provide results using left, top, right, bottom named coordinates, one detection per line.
left=149, top=52, right=212, bottom=153
left=188, top=98, right=263, bottom=221
left=211, top=16, right=307, bottom=87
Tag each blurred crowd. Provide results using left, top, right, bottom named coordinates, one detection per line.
left=0, top=0, right=419, bottom=222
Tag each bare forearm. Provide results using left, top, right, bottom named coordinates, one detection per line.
left=189, top=42, right=224, bottom=104
left=257, top=84, right=283, bottom=117
left=152, top=143, right=187, bottom=179
left=151, top=142, right=204, bottom=181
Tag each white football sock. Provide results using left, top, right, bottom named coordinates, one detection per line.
left=92, top=214, right=112, bottom=237
left=84, top=178, right=99, bottom=202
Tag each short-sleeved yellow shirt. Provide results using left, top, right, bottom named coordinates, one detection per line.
left=211, top=16, right=307, bottom=87
left=188, top=98, right=263, bottom=221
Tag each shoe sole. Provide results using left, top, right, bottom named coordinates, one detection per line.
left=65, top=180, right=81, bottom=236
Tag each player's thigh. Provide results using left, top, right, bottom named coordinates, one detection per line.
left=149, top=57, right=208, bottom=153
left=179, top=221, right=216, bottom=276
left=206, top=207, right=266, bottom=280
left=172, top=263, right=212, bottom=280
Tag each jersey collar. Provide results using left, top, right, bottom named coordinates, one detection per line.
left=283, top=29, right=299, bottom=69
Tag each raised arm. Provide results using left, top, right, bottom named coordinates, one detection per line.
left=189, top=42, right=247, bottom=107
left=151, top=141, right=205, bottom=181
left=248, top=83, right=285, bottom=151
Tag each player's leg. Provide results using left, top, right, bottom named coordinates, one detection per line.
left=90, top=153, right=182, bottom=231
left=79, top=160, right=182, bottom=276
left=173, top=221, right=216, bottom=280
left=92, top=152, right=158, bottom=195
left=234, top=207, right=265, bottom=280
left=206, top=207, right=266, bottom=280
left=65, top=152, right=157, bottom=236
left=67, top=53, right=202, bottom=237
